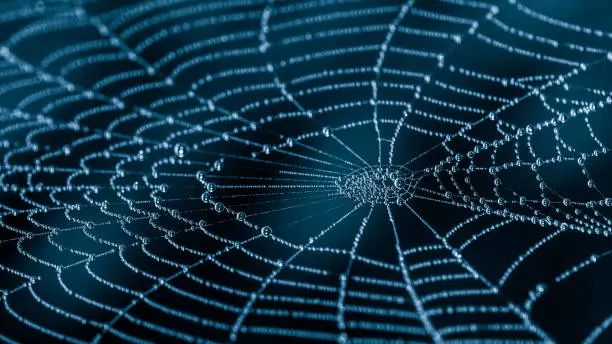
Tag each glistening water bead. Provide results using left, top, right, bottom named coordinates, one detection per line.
left=261, top=226, right=273, bottom=237
left=174, top=143, right=188, bottom=158
left=196, top=170, right=206, bottom=183
left=201, top=192, right=211, bottom=203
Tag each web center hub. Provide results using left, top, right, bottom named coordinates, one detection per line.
left=336, top=165, right=419, bottom=205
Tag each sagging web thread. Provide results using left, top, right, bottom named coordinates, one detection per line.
left=0, top=0, right=611, bottom=343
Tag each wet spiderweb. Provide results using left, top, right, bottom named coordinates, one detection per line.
left=0, top=0, right=612, bottom=343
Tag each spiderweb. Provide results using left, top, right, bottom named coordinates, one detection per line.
left=0, top=0, right=611, bottom=343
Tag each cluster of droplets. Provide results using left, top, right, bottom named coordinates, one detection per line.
left=336, top=166, right=418, bottom=205
left=197, top=170, right=274, bottom=238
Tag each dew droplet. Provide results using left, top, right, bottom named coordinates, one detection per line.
left=261, top=226, right=272, bottom=237
left=174, top=143, right=188, bottom=158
